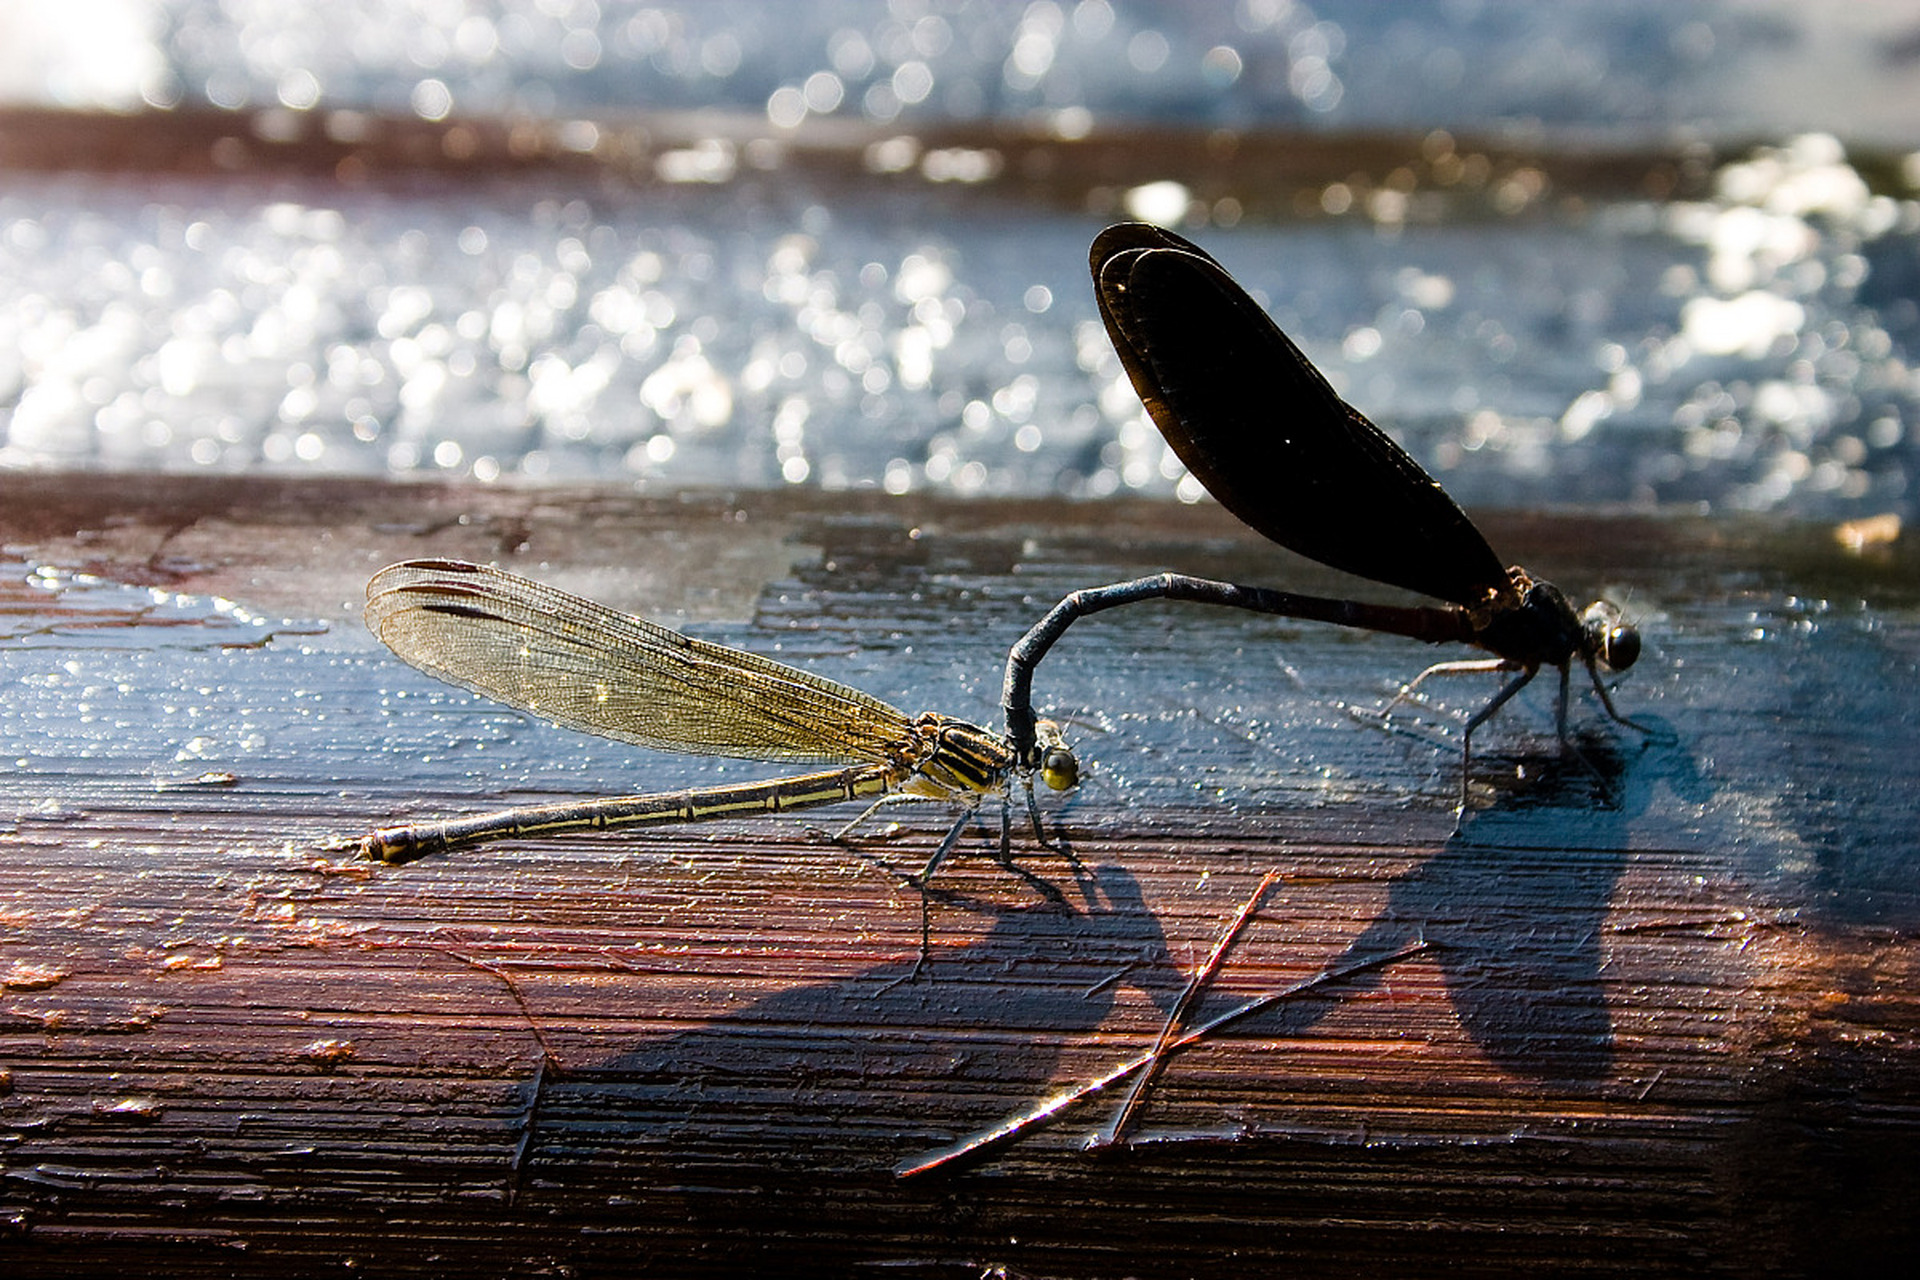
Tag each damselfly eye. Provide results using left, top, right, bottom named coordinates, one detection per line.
left=1040, top=746, right=1079, bottom=792
left=1580, top=602, right=1639, bottom=672
left=1031, top=719, right=1079, bottom=791
left=1602, top=622, right=1640, bottom=671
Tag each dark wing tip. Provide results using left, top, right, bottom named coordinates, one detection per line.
left=1090, top=222, right=1218, bottom=275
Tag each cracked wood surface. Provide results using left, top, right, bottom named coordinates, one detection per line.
left=2, top=473, right=1916, bottom=1277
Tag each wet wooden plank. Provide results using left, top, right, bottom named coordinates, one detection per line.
left=2, top=472, right=1916, bottom=1277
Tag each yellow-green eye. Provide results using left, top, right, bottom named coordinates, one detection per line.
left=1040, top=747, right=1079, bottom=791
left=1030, top=718, right=1079, bottom=791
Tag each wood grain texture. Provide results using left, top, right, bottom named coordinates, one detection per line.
left=2, top=473, right=1916, bottom=1277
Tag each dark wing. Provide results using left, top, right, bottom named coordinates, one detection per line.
left=1092, top=222, right=1511, bottom=607
left=364, top=559, right=915, bottom=766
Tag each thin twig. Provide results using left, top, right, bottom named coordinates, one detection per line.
left=506, top=1050, right=553, bottom=1207
left=442, top=948, right=565, bottom=1071
left=896, top=937, right=1433, bottom=1178
left=437, top=947, right=564, bottom=1205
left=1094, top=868, right=1281, bottom=1147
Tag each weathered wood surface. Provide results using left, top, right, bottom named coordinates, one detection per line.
left=2, top=473, right=1916, bottom=1277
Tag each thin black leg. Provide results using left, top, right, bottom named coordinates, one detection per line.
left=1456, top=663, right=1537, bottom=828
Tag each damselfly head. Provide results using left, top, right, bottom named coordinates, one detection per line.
left=1032, top=718, right=1080, bottom=792
left=1580, top=600, right=1640, bottom=672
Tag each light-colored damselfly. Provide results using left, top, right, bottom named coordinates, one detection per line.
left=339, top=559, right=1078, bottom=881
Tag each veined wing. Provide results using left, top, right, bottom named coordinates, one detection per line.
left=364, top=559, right=917, bottom=766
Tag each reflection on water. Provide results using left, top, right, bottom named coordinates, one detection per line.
left=0, top=2, right=1917, bottom=519
left=1, top=130, right=1915, bottom=519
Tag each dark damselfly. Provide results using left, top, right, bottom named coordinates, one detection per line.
left=1002, top=223, right=1649, bottom=818
left=341, top=559, right=1078, bottom=879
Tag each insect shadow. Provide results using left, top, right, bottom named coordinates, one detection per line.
left=1239, top=712, right=1704, bottom=1085
left=514, top=862, right=1176, bottom=1199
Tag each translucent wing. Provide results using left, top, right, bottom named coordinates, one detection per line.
left=1092, top=222, right=1511, bottom=608
left=364, top=559, right=915, bottom=766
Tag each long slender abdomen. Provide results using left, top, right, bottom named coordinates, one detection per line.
left=360, top=765, right=896, bottom=863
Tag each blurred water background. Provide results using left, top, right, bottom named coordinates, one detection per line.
left=3, top=0, right=1919, bottom=519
